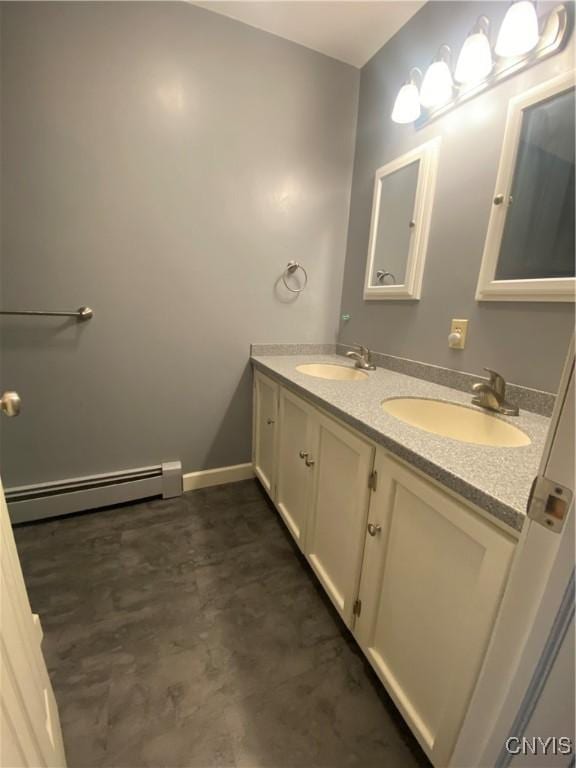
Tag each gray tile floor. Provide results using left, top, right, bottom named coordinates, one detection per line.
left=14, top=480, right=431, bottom=768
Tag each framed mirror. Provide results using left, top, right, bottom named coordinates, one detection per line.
left=476, top=70, right=575, bottom=302
left=363, top=138, right=440, bottom=300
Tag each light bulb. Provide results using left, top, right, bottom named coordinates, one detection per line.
left=420, top=60, right=454, bottom=109
left=495, top=1, right=539, bottom=57
left=455, top=30, right=493, bottom=85
left=391, top=82, right=421, bottom=124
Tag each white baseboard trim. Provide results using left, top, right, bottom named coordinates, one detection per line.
left=183, top=463, right=255, bottom=492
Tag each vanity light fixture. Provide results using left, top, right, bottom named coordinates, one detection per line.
left=495, top=1, right=540, bottom=57
left=391, top=2, right=570, bottom=127
left=420, top=45, right=454, bottom=109
left=391, top=68, right=422, bottom=124
left=455, top=17, right=493, bottom=85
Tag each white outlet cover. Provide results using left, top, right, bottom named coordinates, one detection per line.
left=449, top=319, right=469, bottom=349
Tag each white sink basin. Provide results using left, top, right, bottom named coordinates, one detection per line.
left=382, top=397, right=530, bottom=447
left=296, top=363, right=368, bottom=381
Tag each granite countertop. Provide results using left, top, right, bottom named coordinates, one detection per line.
left=251, top=353, right=551, bottom=532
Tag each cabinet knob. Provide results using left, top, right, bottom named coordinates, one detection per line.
left=299, top=450, right=309, bottom=460
left=266, top=418, right=275, bottom=425
left=367, top=522, right=382, bottom=537
left=304, top=457, right=315, bottom=467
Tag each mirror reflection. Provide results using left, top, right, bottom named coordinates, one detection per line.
left=496, top=87, right=575, bottom=281
left=369, top=160, right=419, bottom=288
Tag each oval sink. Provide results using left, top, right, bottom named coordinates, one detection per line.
left=382, top=398, right=530, bottom=447
left=296, top=363, right=368, bottom=381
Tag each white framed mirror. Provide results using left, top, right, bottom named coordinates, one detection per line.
left=476, top=70, right=575, bottom=302
left=363, top=138, right=440, bottom=301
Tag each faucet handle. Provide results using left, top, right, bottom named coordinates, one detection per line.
left=349, top=342, right=370, bottom=358
left=483, top=368, right=506, bottom=396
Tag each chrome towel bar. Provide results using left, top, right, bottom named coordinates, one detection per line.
left=0, top=306, right=94, bottom=321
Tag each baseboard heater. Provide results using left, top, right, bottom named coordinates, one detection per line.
left=6, top=461, right=182, bottom=525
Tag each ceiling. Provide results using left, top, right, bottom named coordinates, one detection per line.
left=191, top=1, right=425, bottom=68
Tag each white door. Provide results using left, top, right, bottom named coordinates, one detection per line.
left=0, top=468, right=67, bottom=766
left=252, top=371, right=278, bottom=498
left=451, top=342, right=575, bottom=768
left=502, top=363, right=575, bottom=768
left=275, top=387, right=315, bottom=548
left=304, top=412, right=374, bottom=626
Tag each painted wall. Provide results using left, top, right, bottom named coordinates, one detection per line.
left=339, top=1, right=574, bottom=393
left=0, top=2, right=358, bottom=486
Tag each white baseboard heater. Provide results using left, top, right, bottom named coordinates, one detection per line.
left=6, top=461, right=183, bottom=524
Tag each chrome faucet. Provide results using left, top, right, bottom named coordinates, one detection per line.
left=346, top=344, right=376, bottom=371
left=472, top=368, right=519, bottom=416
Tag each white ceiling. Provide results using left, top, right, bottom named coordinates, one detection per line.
left=191, top=1, right=425, bottom=68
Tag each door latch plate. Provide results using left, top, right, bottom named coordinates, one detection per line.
left=527, top=475, right=573, bottom=533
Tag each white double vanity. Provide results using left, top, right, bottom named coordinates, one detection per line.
left=251, top=351, right=550, bottom=766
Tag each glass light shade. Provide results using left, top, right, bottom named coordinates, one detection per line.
left=420, top=60, right=454, bottom=109
left=495, top=1, right=539, bottom=57
left=391, top=83, right=421, bottom=124
left=455, top=31, right=493, bottom=85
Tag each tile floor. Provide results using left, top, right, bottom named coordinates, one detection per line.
left=14, top=480, right=431, bottom=768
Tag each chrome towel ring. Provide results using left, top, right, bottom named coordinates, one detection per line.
left=282, top=261, right=308, bottom=294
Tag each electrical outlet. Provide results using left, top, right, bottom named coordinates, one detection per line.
left=448, top=319, right=468, bottom=349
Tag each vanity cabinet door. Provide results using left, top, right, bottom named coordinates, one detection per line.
left=275, top=387, right=316, bottom=549
left=354, top=451, right=515, bottom=767
left=304, top=412, right=374, bottom=627
left=252, top=371, right=278, bottom=499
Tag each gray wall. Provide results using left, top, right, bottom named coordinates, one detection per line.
left=339, top=1, right=574, bottom=393
left=0, top=2, right=359, bottom=486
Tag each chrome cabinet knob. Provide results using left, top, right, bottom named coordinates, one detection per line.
left=299, top=450, right=309, bottom=460
left=304, top=456, right=315, bottom=467
left=266, top=418, right=275, bottom=425
left=1, top=391, right=21, bottom=417
left=367, top=522, right=382, bottom=537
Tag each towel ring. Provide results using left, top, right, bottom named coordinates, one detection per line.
left=282, top=261, right=308, bottom=294
left=376, top=270, right=396, bottom=285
